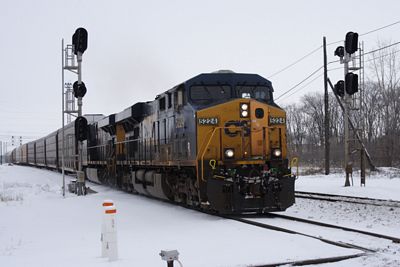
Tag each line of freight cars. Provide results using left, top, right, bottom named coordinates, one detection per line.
left=9, top=115, right=104, bottom=172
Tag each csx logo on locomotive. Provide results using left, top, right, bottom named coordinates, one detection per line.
left=224, top=120, right=250, bottom=137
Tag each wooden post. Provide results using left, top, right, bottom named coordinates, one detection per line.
left=323, top=37, right=330, bottom=175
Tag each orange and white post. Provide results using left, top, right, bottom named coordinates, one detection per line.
left=101, top=200, right=118, bottom=261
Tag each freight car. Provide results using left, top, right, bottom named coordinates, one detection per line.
left=10, top=71, right=296, bottom=214
left=10, top=115, right=103, bottom=171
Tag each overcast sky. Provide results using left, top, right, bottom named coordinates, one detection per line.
left=1, top=0, right=399, bottom=148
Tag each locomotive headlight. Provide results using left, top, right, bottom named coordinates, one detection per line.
left=241, top=103, right=248, bottom=111
left=224, top=148, right=235, bottom=158
left=240, top=103, right=249, bottom=118
left=272, top=149, right=282, bottom=157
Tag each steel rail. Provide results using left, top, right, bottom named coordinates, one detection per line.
left=267, top=213, right=400, bottom=244
left=224, top=215, right=376, bottom=252
left=295, top=191, right=400, bottom=208
left=253, top=253, right=366, bottom=267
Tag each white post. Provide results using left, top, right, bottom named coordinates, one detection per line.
left=101, top=200, right=114, bottom=257
left=102, top=202, right=118, bottom=261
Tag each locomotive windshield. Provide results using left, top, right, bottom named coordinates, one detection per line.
left=236, top=85, right=272, bottom=103
left=190, top=85, right=232, bottom=105
left=189, top=84, right=273, bottom=106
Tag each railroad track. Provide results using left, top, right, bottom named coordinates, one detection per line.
left=223, top=212, right=400, bottom=266
left=295, top=191, right=400, bottom=208
left=270, top=213, right=400, bottom=243
left=224, top=215, right=369, bottom=266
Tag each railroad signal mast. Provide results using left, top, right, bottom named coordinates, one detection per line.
left=333, top=32, right=369, bottom=187
left=62, top=27, right=89, bottom=196
left=64, top=82, right=75, bottom=124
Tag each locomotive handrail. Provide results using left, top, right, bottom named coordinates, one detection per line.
left=197, top=126, right=219, bottom=183
left=196, top=126, right=244, bottom=183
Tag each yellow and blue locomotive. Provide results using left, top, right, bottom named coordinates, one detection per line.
left=86, top=71, right=295, bottom=214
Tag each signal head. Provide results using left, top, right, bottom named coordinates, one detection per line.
left=73, top=81, right=87, bottom=98
left=72, top=27, right=88, bottom=55
left=345, top=31, right=358, bottom=54
left=334, top=46, right=345, bottom=58
left=75, top=116, right=88, bottom=141
left=334, top=80, right=345, bottom=97
left=345, top=73, right=359, bottom=95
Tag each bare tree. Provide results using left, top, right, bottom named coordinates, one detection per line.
left=286, top=103, right=307, bottom=155
left=369, top=41, right=400, bottom=166
left=302, top=93, right=325, bottom=147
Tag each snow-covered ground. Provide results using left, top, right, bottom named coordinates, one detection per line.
left=290, top=168, right=400, bottom=236
left=285, top=168, right=400, bottom=266
left=296, top=167, right=400, bottom=201
left=0, top=164, right=399, bottom=266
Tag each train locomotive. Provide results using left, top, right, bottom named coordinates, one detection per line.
left=10, top=71, right=295, bottom=214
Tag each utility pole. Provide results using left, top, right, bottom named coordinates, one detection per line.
left=0, top=141, right=2, bottom=165
left=343, top=49, right=351, bottom=186
left=359, top=42, right=366, bottom=186
left=323, top=37, right=330, bottom=175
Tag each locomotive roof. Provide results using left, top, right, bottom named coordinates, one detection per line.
left=99, top=71, right=278, bottom=130
left=183, top=71, right=273, bottom=90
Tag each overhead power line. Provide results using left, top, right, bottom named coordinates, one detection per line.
left=267, top=45, right=322, bottom=79
left=364, top=49, right=400, bottom=64
left=275, top=66, right=323, bottom=101
left=362, top=41, right=400, bottom=56
left=360, top=20, right=400, bottom=36
left=275, top=41, right=400, bottom=103
left=278, top=45, right=400, bottom=103
left=270, top=20, right=400, bottom=102
left=278, top=73, right=323, bottom=102
left=267, top=20, right=400, bottom=81
left=278, top=66, right=344, bottom=102
left=327, top=19, right=400, bottom=46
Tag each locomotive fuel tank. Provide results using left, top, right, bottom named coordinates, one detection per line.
left=132, top=170, right=172, bottom=200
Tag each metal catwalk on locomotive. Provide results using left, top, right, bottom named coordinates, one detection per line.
left=85, top=71, right=295, bottom=214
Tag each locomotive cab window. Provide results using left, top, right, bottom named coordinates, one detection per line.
left=174, top=86, right=186, bottom=109
left=167, top=92, right=172, bottom=109
left=159, top=97, right=166, bottom=111
left=236, top=86, right=272, bottom=103
left=189, top=85, right=232, bottom=105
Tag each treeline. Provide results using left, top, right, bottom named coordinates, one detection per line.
left=285, top=43, right=400, bottom=168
